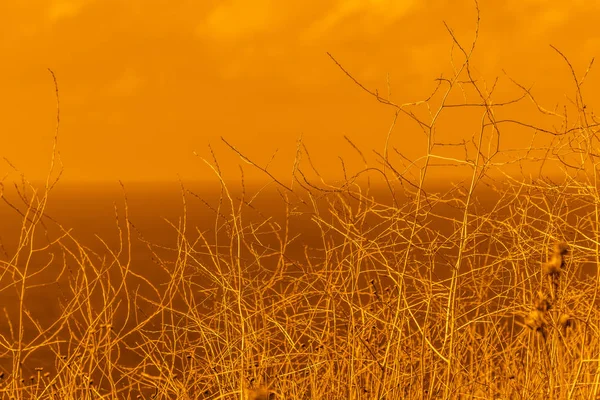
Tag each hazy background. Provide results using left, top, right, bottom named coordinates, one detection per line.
left=1, top=0, right=599, bottom=184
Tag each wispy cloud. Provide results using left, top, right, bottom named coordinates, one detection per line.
left=196, top=0, right=274, bottom=41
left=47, top=0, right=88, bottom=21
left=107, top=67, right=143, bottom=96
left=301, top=0, right=418, bottom=42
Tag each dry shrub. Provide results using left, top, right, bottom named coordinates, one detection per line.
left=1, top=5, right=600, bottom=400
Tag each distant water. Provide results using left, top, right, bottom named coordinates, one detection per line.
left=0, top=179, right=576, bottom=267
left=0, top=181, right=244, bottom=263
left=0, top=179, right=593, bottom=376
left=0, top=179, right=499, bottom=301
left=1, top=179, right=593, bottom=282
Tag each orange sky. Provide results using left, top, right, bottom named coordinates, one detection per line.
left=1, top=0, right=599, bottom=185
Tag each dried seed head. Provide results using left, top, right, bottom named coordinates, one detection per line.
left=553, top=241, right=569, bottom=256
left=535, top=292, right=552, bottom=311
left=525, top=310, right=547, bottom=331
left=542, top=256, right=562, bottom=276
left=543, top=242, right=568, bottom=276
left=559, top=313, right=574, bottom=329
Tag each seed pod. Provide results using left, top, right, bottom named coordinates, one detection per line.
left=558, top=313, right=574, bottom=330
left=525, top=310, right=547, bottom=331
left=542, top=255, right=562, bottom=276
left=553, top=241, right=569, bottom=256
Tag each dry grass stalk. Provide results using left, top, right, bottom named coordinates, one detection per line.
left=2, top=5, right=600, bottom=400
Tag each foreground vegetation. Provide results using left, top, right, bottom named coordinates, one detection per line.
left=2, top=6, right=600, bottom=399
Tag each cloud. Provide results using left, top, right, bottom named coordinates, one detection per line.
left=48, top=0, right=87, bottom=21
left=107, top=67, right=143, bottom=96
left=302, top=0, right=418, bottom=41
left=196, top=0, right=274, bottom=41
